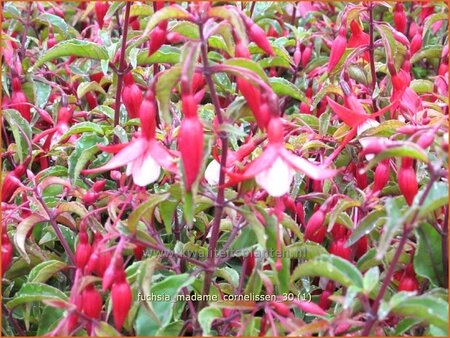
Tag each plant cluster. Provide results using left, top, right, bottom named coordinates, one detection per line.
left=1, top=1, right=448, bottom=336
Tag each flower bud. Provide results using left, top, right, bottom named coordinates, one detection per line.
left=244, top=251, right=256, bottom=276
left=92, top=179, right=107, bottom=193
left=417, top=132, right=434, bottom=149
left=355, top=235, right=368, bottom=259
left=81, top=284, right=103, bottom=319
left=327, top=25, right=347, bottom=72
left=373, top=160, right=390, bottom=193
left=304, top=209, right=326, bottom=243
left=122, top=73, right=143, bottom=119
left=393, top=3, right=407, bottom=34
left=75, top=232, right=92, bottom=269
left=11, top=77, right=31, bottom=122
left=270, top=302, right=290, bottom=316
left=329, top=238, right=352, bottom=261
left=318, top=290, right=332, bottom=310
left=148, top=21, right=168, bottom=56
left=398, top=158, right=418, bottom=206
left=398, top=276, right=419, bottom=291
left=301, top=44, right=312, bottom=68
left=243, top=16, right=274, bottom=56
left=94, top=1, right=109, bottom=27
left=111, top=274, right=132, bottom=331
left=1, top=233, right=13, bottom=276
left=410, top=30, right=423, bottom=55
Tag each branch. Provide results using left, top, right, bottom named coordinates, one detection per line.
left=113, top=2, right=131, bottom=129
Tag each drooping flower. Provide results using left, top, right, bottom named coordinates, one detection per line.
left=327, top=25, right=347, bottom=73
left=148, top=20, right=168, bottom=57
left=348, top=21, right=370, bottom=61
left=82, top=91, right=177, bottom=186
left=178, top=93, right=204, bottom=192
left=111, top=270, right=132, bottom=331
left=11, top=77, right=31, bottom=122
left=229, top=117, right=337, bottom=197
left=122, top=72, right=143, bottom=119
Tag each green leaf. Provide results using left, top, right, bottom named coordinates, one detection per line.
left=135, top=274, right=195, bottom=335
left=223, top=58, right=269, bottom=83
left=30, top=39, right=108, bottom=71
left=291, top=254, right=364, bottom=288
left=142, top=5, right=190, bottom=36
left=128, top=194, right=170, bottom=234
left=410, top=79, right=434, bottom=94
left=155, top=65, right=181, bottom=124
left=14, top=215, right=48, bottom=263
left=378, top=291, right=415, bottom=320
left=365, top=144, right=429, bottom=171
left=363, top=267, right=379, bottom=294
left=34, top=80, right=52, bottom=108
left=59, top=122, right=104, bottom=141
left=68, top=134, right=108, bottom=184
left=411, top=46, right=443, bottom=64
left=414, top=223, right=445, bottom=287
left=76, top=81, right=106, bottom=98
left=198, top=306, right=222, bottom=336
left=377, top=197, right=405, bottom=260
left=326, top=198, right=360, bottom=232
left=93, top=321, right=121, bottom=337
left=28, top=260, right=67, bottom=283
left=136, top=46, right=181, bottom=65
left=36, top=13, right=76, bottom=39
left=269, top=77, right=309, bottom=103
left=285, top=242, right=327, bottom=260
left=391, top=295, right=448, bottom=333
left=347, top=210, right=386, bottom=246
left=417, top=182, right=448, bottom=218
left=3, top=109, right=32, bottom=162
left=6, top=283, right=68, bottom=309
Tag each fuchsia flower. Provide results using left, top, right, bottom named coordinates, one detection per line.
left=230, top=117, right=337, bottom=197
left=327, top=24, right=347, bottom=72
left=82, top=91, right=177, bottom=186
left=348, top=21, right=370, bottom=61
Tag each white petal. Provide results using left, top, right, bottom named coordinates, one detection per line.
left=255, top=157, right=294, bottom=197
left=357, top=120, right=380, bottom=161
left=205, top=160, right=221, bottom=185
left=357, top=119, right=380, bottom=136
left=126, top=162, right=133, bottom=176
left=132, top=153, right=161, bottom=186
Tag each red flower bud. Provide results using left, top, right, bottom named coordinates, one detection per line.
left=133, top=244, right=145, bottom=260
left=393, top=3, right=407, bottom=34
left=95, top=249, right=112, bottom=277
left=293, top=43, right=302, bottom=68
left=75, top=232, right=92, bottom=269
left=2, top=159, right=29, bottom=203
left=111, top=274, right=132, bottom=331
left=57, top=105, right=75, bottom=125
left=318, top=290, right=332, bottom=310
left=95, top=1, right=109, bottom=27
left=11, top=78, right=31, bottom=122
left=398, top=158, right=418, bottom=206
left=417, top=132, right=434, bottom=149
left=179, top=117, right=204, bottom=191
left=410, top=31, right=423, bottom=55
left=92, top=179, right=107, bottom=193
left=270, top=302, right=290, bottom=316
left=82, top=284, right=103, bottom=319
left=355, top=163, right=368, bottom=189
left=327, top=25, right=347, bottom=72
left=355, top=235, right=368, bottom=259
left=2, top=233, right=13, bottom=276
left=301, top=45, right=312, bottom=68
left=85, top=91, right=98, bottom=109
left=243, top=17, right=274, bottom=56
left=329, top=237, right=352, bottom=261
left=139, top=91, right=158, bottom=140
left=244, top=251, right=256, bottom=276
left=122, top=73, right=143, bottom=119
left=331, top=223, right=347, bottom=240
left=82, top=192, right=99, bottom=206
left=373, top=160, right=390, bottom=193
left=304, top=209, right=326, bottom=243
left=148, top=21, right=168, bottom=57
left=398, top=276, right=419, bottom=292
